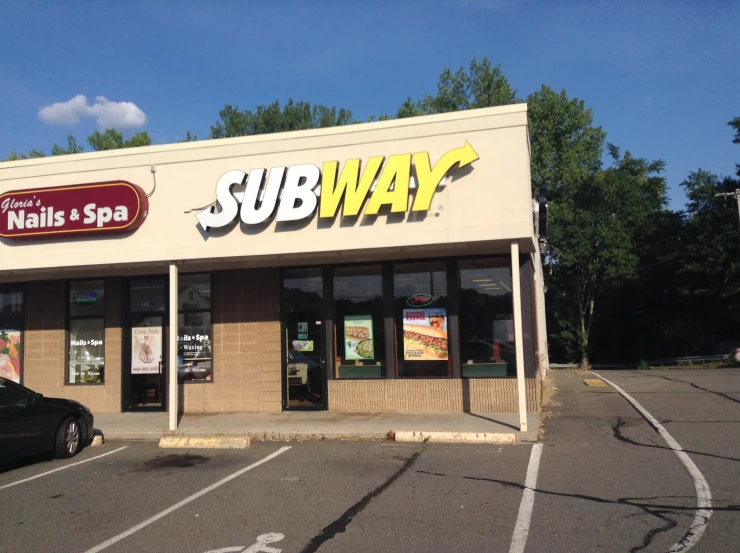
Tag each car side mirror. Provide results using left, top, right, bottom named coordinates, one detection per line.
left=33, top=392, right=43, bottom=403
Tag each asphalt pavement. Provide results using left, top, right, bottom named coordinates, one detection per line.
left=1, top=368, right=738, bottom=553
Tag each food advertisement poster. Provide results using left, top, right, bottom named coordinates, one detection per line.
left=402, top=309, right=448, bottom=361
left=131, top=324, right=162, bottom=374
left=0, top=330, right=22, bottom=383
left=344, top=315, right=374, bottom=360
left=292, top=340, right=314, bottom=352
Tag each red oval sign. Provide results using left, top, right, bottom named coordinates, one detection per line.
left=407, top=294, right=434, bottom=307
left=0, top=181, right=148, bottom=240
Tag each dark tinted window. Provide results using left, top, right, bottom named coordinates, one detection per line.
left=0, top=379, right=29, bottom=406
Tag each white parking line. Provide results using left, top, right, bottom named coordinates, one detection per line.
left=0, top=446, right=128, bottom=491
left=509, top=443, right=542, bottom=553
left=592, top=371, right=713, bottom=552
left=82, top=446, right=292, bottom=553
left=508, top=443, right=543, bottom=553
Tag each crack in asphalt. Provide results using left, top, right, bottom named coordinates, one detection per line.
left=652, top=374, right=740, bottom=406
left=612, top=416, right=740, bottom=463
left=417, top=470, right=739, bottom=553
left=299, top=447, right=425, bottom=553
left=632, top=371, right=740, bottom=403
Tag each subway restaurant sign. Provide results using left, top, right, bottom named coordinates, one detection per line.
left=196, top=142, right=478, bottom=231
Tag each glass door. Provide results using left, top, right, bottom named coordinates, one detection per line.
left=124, top=277, right=167, bottom=411
left=282, top=268, right=325, bottom=410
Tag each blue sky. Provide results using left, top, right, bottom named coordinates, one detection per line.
left=0, top=0, right=737, bottom=208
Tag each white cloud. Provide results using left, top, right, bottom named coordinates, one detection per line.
left=38, top=94, right=147, bottom=128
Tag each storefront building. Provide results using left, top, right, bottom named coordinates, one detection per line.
left=0, top=105, right=548, bottom=429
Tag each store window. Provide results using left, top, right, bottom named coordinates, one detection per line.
left=130, top=278, right=166, bottom=312
left=0, top=286, right=24, bottom=384
left=458, top=258, right=516, bottom=377
left=394, top=262, right=449, bottom=378
left=68, top=280, right=105, bottom=384
left=334, top=265, right=384, bottom=379
left=177, top=273, right=213, bottom=382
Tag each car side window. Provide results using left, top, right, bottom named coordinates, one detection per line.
left=0, top=381, right=30, bottom=407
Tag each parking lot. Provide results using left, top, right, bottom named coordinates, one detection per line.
left=2, top=368, right=739, bottom=553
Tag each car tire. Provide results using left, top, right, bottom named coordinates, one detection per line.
left=54, top=417, right=82, bottom=459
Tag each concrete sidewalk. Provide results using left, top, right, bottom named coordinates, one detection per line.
left=93, top=411, right=540, bottom=443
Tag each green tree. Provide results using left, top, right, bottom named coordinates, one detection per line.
left=396, top=57, right=518, bottom=118
left=527, top=85, right=606, bottom=198
left=546, top=146, right=668, bottom=366
left=180, top=131, right=198, bottom=142
left=3, top=149, right=46, bottom=161
left=87, top=129, right=152, bottom=151
left=210, top=99, right=354, bottom=139
left=51, top=135, right=84, bottom=156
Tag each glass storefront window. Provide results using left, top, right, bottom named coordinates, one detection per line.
left=177, top=273, right=213, bottom=382
left=69, top=318, right=105, bottom=384
left=68, top=280, right=105, bottom=384
left=393, top=262, right=450, bottom=378
left=333, top=265, right=384, bottom=379
left=283, top=268, right=325, bottom=408
left=0, top=286, right=23, bottom=384
left=69, top=280, right=105, bottom=317
left=130, top=278, right=166, bottom=312
left=458, top=258, right=516, bottom=377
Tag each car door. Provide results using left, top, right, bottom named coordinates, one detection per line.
left=0, top=380, right=37, bottom=461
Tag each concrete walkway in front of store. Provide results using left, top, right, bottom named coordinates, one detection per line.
left=93, top=410, right=540, bottom=443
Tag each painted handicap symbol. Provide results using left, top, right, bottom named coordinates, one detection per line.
left=203, top=533, right=284, bottom=553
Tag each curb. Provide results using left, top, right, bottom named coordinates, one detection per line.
left=102, top=429, right=527, bottom=444
left=159, top=436, right=250, bottom=449
left=394, top=431, right=517, bottom=444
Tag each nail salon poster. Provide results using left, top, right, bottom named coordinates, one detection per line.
left=131, top=323, right=162, bottom=374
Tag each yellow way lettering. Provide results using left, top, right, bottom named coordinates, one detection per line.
left=319, top=157, right=384, bottom=218
left=412, top=141, right=479, bottom=211
left=364, top=154, right=412, bottom=215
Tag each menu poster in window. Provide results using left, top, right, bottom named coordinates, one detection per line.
left=344, top=315, right=374, bottom=360
left=292, top=340, right=314, bottom=352
left=177, top=332, right=213, bottom=381
left=0, top=330, right=22, bottom=383
left=402, top=309, right=448, bottom=361
left=131, top=326, right=162, bottom=374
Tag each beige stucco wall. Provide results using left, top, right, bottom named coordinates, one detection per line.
left=328, top=379, right=539, bottom=412
left=15, top=267, right=542, bottom=414
left=23, top=279, right=123, bottom=413
left=179, top=268, right=282, bottom=413
left=0, top=105, right=535, bottom=279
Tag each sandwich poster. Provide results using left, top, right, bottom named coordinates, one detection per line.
left=0, top=330, right=22, bottom=383
left=344, top=315, right=374, bottom=360
left=131, top=324, right=162, bottom=374
left=403, top=309, right=448, bottom=361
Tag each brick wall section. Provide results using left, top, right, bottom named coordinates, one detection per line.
left=181, top=268, right=282, bottom=413
left=23, top=279, right=123, bottom=413
left=328, top=378, right=539, bottom=412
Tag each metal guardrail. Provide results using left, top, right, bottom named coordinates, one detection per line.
left=550, top=354, right=730, bottom=370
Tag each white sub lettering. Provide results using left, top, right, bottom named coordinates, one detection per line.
left=196, top=170, right=245, bottom=231
left=276, top=164, right=320, bottom=222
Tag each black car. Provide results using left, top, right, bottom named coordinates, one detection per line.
left=0, top=377, right=94, bottom=463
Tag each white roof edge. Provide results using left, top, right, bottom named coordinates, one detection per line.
left=0, top=104, right=528, bottom=170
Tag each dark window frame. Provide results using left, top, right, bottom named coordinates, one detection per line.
left=332, top=264, right=386, bottom=381
left=279, top=253, right=535, bottom=384
left=0, top=283, right=25, bottom=386
left=66, top=279, right=106, bottom=386
left=178, top=272, right=214, bottom=385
